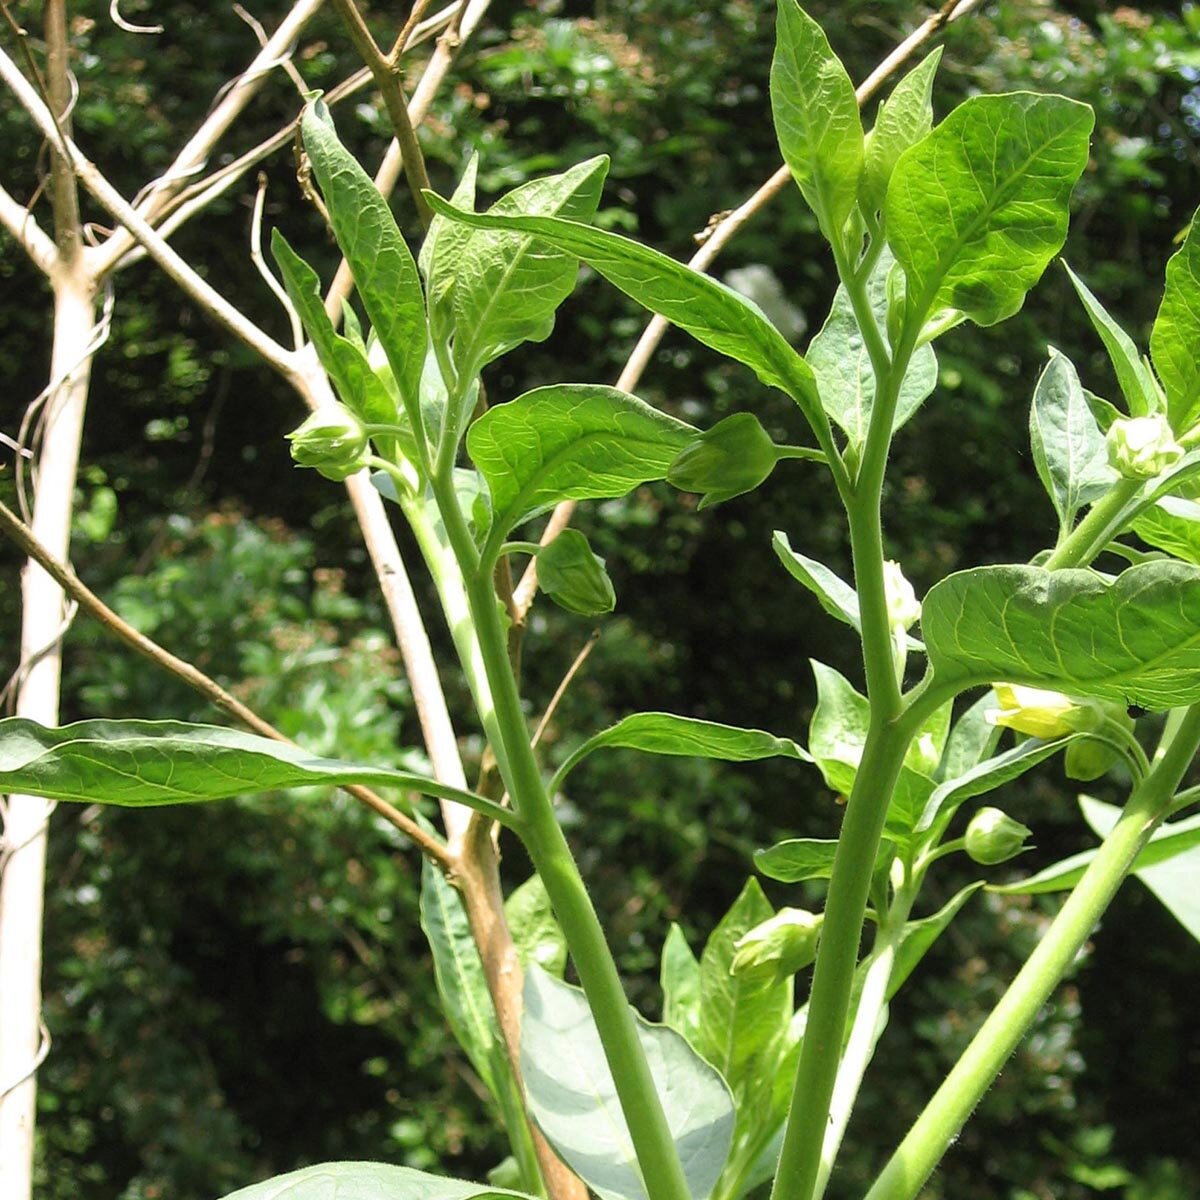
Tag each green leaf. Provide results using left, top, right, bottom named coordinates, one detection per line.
left=466, top=385, right=694, bottom=542
left=302, top=102, right=427, bottom=428
left=695, top=879, right=793, bottom=1090
left=938, top=693, right=1003, bottom=782
left=1029, top=349, right=1116, bottom=533
left=770, top=0, right=864, bottom=240
left=807, top=248, right=938, bottom=447
left=922, top=561, right=1200, bottom=709
left=505, top=875, right=567, bottom=978
left=421, top=858, right=501, bottom=1094
left=1151, top=210, right=1200, bottom=433
left=0, top=718, right=510, bottom=823
left=438, top=158, right=609, bottom=381
left=1063, top=262, right=1158, bottom=418
left=754, top=837, right=838, bottom=883
left=420, top=153, right=477, bottom=283
left=219, top=1162, right=530, bottom=1200
left=422, top=195, right=828, bottom=435
left=885, top=93, right=1094, bottom=326
left=553, top=712, right=811, bottom=791
left=521, top=966, right=735, bottom=1200
left=660, top=923, right=703, bottom=1048
left=809, top=660, right=870, bottom=794
left=860, top=49, right=941, bottom=216
left=1132, top=496, right=1200, bottom=564
left=271, top=232, right=399, bottom=430
left=888, top=883, right=983, bottom=999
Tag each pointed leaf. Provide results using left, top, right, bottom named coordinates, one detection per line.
left=1151, top=210, right=1200, bottom=433
left=660, top=924, right=702, bottom=1048
left=770, top=0, right=864, bottom=240
left=888, top=883, right=983, bottom=999
left=521, top=967, right=735, bottom=1200
left=1132, top=496, right=1200, bottom=564
left=422, top=196, right=827, bottom=435
left=773, top=531, right=860, bottom=631
left=754, top=837, right=839, bottom=883
left=505, top=875, right=568, bottom=977
left=1029, top=350, right=1116, bottom=532
left=467, top=385, right=694, bottom=540
left=219, top=1163, right=531, bottom=1200
left=1064, top=263, right=1158, bottom=418
left=938, top=692, right=1003, bottom=783
left=302, top=102, right=426, bottom=421
left=886, top=93, right=1094, bottom=326
left=922, top=561, right=1200, bottom=709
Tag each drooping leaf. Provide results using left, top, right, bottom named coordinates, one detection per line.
left=552, top=712, right=811, bottom=790
left=521, top=967, right=735, bottom=1200
left=1029, top=350, right=1116, bottom=533
left=921, top=562, right=1200, bottom=709
left=770, top=0, right=864, bottom=240
left=885, top=93, right=1094, bottom=326
left=422, top=196, right=828, bottom=435
left=887, top=883, right=983, bottom=999
left=772, top=531, right=860, bottom=631
left=860, top=48, right=941, bottom=216
left=1131, top=496, right=1200, bottom=564
left=0, top=718, right=508, bottom=822
left=1151, top=209, right=1200, bottom=433
left=218, top=1162, right=530, bottom=1200
left=660, top=924, right=702, bottom=1048
left=1063, top=262, right=1158, bottom=418
left=466, top=385, right=694, bottom=541
left=754, top=837, right=839, bottom=883
left=807, top=247, right=938, bottom=446
left=302, top=102, right=427, bottom=423
left=505, top=875, right=567, bottom=978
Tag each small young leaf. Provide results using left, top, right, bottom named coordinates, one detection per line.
left=922, top=562, right=1200, bottom=709
left=770, top=0, right=864, bottom=241
left=772, top=532, right=861, bottom=631
left=860, top=48, right=941, bottom=217
left=422, top=196, right=828, bottom=437
left=521, top=967, right=735, bottom=1200
left=1029, top=349, right=1116, bottom=533
left=219, top=1162, right=533, bottom=1200
left=505, top=875, right=568, bottom=978
left=1132, top=496, right=1200, bottom=564
left=660, top=924, right=702, bottom=1047
left=938, top=693, right=1003, bottom=782
left=1063, top=262, right=1158, bottom=418
left=754, top=837, right=839, bottom=883
left=420, top=153, right=478, bottom=282
left=809, top=660, right=869, bottom=794
left=301, top=102, right=427, bottom=424
left=1151, top=209, right=1200, bottom=433
left=467, top=385, right=694, bottom=541
left=886, top=93, right=1094, bottom=327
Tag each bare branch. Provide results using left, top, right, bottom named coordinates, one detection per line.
left=0, top=181, right=57, bottom=276
left=108, top=0, right=163, bottom=35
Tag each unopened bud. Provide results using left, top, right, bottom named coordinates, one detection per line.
left=287, top=404, right=369, bottom=481
left=731, top=908, right=823, bottom=982
left=883, top=560, right=921, bottom=631
left=986, top=684, right=1104, bottom=740
left=964, top=807, right=1032, bottom=865
left=667, top=413, right=780, bottom=509
left=1064, top=702, right=1136, bottom=781
left=1106, top=415, right=1183, bottom=480
left=537, top=530, right=616, bottom=616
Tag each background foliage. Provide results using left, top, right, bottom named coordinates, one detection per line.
left=2, top=1, right=1199, bottom=1197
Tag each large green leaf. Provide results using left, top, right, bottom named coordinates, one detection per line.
left=302, top=102, right=427, bottom=423
left=0, top=718, right=506, bottom=822
left=552, top=712, right=811, bottom=790
left=1029, top=350, right=1116, bottom=533
left=466, top=385, right=694, bottom=542
left=860, top=48, right=941, bottom=216
left=1132, top=496, right=1200, bottom=564
left=1151, top=210, right=1200, bottom=433
left=422, top=195, right=827, bottom=434
left=1064, top=263, right=1158, bottom=418
left=218, top=1162, right=527, bottom=1200
left=885, top=93, right=1093, bottom=326
left=770, top=0, right=863, bottom=240
left=520, top=967, right=735, bottom=1200
left=921, top=562, right=1200, bottom=708
left=807, top=248, right=937, bottom=446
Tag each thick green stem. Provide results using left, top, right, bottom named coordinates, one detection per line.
left=430, top=473, right=693, bottom=1200
left=864, top=703, right=1200, bottom=1200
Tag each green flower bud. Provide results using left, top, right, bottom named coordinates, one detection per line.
left=964, top=807, right=1032, bottom=866
left=883, top=559, right=921, bottom=632
left=667, top=413, right=781, bottom=509
left=537, top=529, right=616, bottom=617
left=1064, top=703, right=1136, bottom=781
left=1106, top=415, right=1184, bottom=480
left=986, top=684, right=1104, bottom=740
left=731, top=908, right=824, bottom=982
left=287, top=404, right=369, bottom=481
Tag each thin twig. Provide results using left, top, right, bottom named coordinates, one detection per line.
left=0, top=500, right=452, bottom=868
left=250, top=172, right=304, bottom=348
left=531, top=630, right=599, bottom=749
left=511, top=0, right=983, bottom=619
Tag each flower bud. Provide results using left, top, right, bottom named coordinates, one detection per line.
left=986, top=684, right=1104, bottom=740
left=883, top=560, right=921, bottom=631
left=287, top=404, right=369, bottom=481
left=731, top=908, right=824, bottom=982
left=537, top=529, right=616, bottom=617
left=964, top=807, right=1032, bottom=865
left=1106, top=415, right=1184, bottom=480
left=667, top=413, right=781, bottom=509
left=1064, top=703, right=1136, bottom=781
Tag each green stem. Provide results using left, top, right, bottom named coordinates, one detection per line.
left=864, top=703, right=1200, bottom=1200
left=1044, top=478, right=1143, bottom=569
left=429, top=471, right=694, bottom=1200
